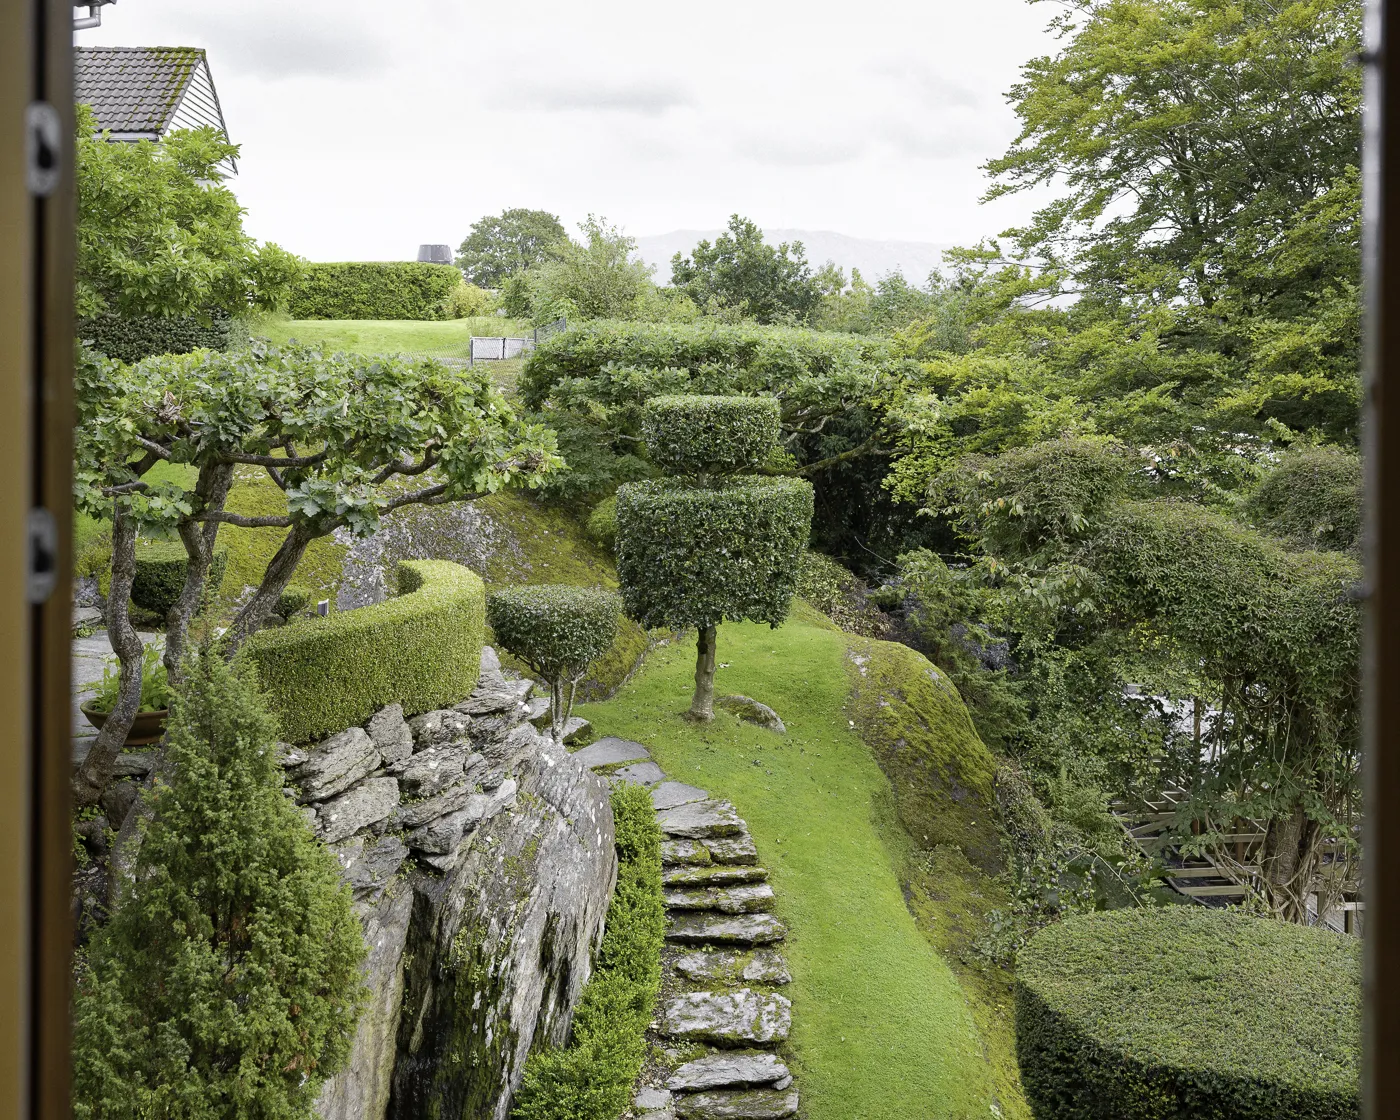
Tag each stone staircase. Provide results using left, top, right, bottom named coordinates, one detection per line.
left=569, top=738, right=800, bottom=1120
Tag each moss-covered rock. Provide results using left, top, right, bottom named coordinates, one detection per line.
left=846, top=636, right=1000, bottom=873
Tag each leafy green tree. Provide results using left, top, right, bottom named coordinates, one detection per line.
left=455, top=208, right=568, bottom=287
left=509, top=216, right=656, bottom=323
left=72, top=342, right=560, bottom=807
left=72, top=652, right=366, bottom=1120
left=76, top=106, right=301, bottom=321
left=671, top=215, right=821, bottom=324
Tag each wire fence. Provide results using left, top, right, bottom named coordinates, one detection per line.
left=469, top=318, right=567, bottom=364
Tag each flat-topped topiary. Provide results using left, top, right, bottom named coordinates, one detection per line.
left=641, top=394, right=780, bottom=476
left=131, top=539, right=228, bottom=621
left=1015, top=907, right=1360, bottom=1120
left=486, top=584, right=622, bottom=741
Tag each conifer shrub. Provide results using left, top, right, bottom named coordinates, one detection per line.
left=641, top=394, right=780, bottom=475
left=130, top=540, right=228, bottom=619
left=72, top=653, right=366, bottom=1120
left=486, top=585, right=621, bottom=740
left=242, top=559, right=485, bottom=743
left=510, top=782, right=664, bottom=1120
left=1015, top=908, right=1361, bottom=1120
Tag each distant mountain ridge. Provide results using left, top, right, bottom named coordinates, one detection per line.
left=632, top=228, right=955, bottom=286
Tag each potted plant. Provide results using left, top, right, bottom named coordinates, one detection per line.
left=81, top=644, right=173, bottom=746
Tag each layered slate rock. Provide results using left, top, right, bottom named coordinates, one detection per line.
left=663, top=864, right=768, bottom=888
left=703, top=834, right=759, bottom=865
left=663, top=883, right=776, bottom=914
left=661, top=989, right=792, bottom=1045
left=667, top=1051, right=789, bottom=1091
left=667, top=913, right=787, bottom=945
left=366, top=704, right=414, bottom=766
left=316, top=777, right=399, bottom=844
left=655, top=799, right=744, bottom=839
left=672, top=947, right=791, bottom=986
left=291, top=727, right=380, bottom=802
left=674, top=1089, right=798, bottom=1119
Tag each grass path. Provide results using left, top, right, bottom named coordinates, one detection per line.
left=579, top=607, right=997, bottom=1120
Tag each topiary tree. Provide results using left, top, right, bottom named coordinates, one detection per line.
left=71, top=651, right=367, bottom=1120
left=487, top=585, right=622, bottom=741
left=615, top=395, right=813, bottom=721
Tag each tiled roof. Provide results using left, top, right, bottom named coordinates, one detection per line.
left=75, top=46, right=208, bottom=136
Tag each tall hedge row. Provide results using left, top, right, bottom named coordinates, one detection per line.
left=78, top=313, right=236, bottom=364
left=1015, top=908, right=1361, bottom=1120
left=285, top=262, right=463, bottom=321
left=241, top=560, right=485, bottom=743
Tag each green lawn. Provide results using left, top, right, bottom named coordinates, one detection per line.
left=250, top=316, right=531, bottom=360
left=578, top=606, right=999, bottom=1120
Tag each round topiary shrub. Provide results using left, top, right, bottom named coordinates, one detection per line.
left=1015, top=908, right=1360, bottom=1120
left=487, top=585, right=622, bottom=741
left=641, top=394, right=780, bottom=476
left=275, top=584, right=312, bottom=621
left=130, top=540, right=228, bottom=620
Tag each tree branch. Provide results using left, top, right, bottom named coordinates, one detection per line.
left=199, top=511, right=293, bottom=528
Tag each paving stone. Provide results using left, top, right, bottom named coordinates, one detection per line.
left=664, top=883, right=775, bottom=914
left=569, top=736, right=650, bottom=768
left=634, top=1087, right=673, bottom=1111
left=652, top=781, right=710, bottom=810
left=289, top=727, right=380, bottom=802
left=662, top=838, right=713, bottom=866
left=660, top=988, right=791, bottom=1045
left=611, top=760, right=666, bottom=786
left=663, top=864, right=767, bottom=887
left=656, top=799, right=743, bottom=839
left=366, top=703, right=414, bottom=765
left=703, top=833, right=759, bottom=865
left=672, top=947, right=791, bottom=986
left=674, top=1088, right=798, bottom=1119
left=666, top=913, right=787, bottom=946
left=667, top=1051, right=789, bottom=1091
left=315, top=777, right=399, bottom=844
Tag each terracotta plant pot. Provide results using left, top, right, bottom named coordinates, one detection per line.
left=80, top=704, right=169, bottom=747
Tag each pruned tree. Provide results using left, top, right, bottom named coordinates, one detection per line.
left=486, top=585, right=622, bottom=741
left=614, top=396, right=813, bottom=721
left=73, top=342, right=560, bottom=807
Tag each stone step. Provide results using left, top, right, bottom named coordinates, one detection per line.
left=672, top=946, right=791, bottom=986
left=612, top=760, right=666, bottom=786
left=663, top=864, right=767, bottom=887
left=702, top=834, right=758, bottom=865
left=660, top=988, right=791, bottom=1046
left=662, top=838, right=714, bottom=867
left=655, top=799, right=743, bottom=839
left=667, top=1051, right=789, bottom=1092
left=653, top=781, right=710, bottom=810
left=667, top=912, right=786, bottom=946
left=664, top=883, right=775, bottom=914
left=569, top=736, right=650, bottom=769
left=674, top=1088, right=798, bottom=1119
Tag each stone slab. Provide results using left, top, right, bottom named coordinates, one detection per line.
left=366, top=704, right=414, bottom=765
left=674, top=1088, right=798, bottom=1120
left=569, top=736, right=651, bottom=768
left=667, top=1051, right=789, bottom=1092
left=703, top=834, right=759, bottom=865
left=291, top=727, right=380, bottom=803
left=316, top=777, right=400, bottom=844
left=655, top=799, right=743, bottom=839
left=660, top=988, right=791, bottom=1045
left=652, top=781, right=710, bottom=810
left=611, top=760, right=666, bottom=786
left=634, top=1086, right=673, bottom=1111
left=662, top=838, right=713, bottom=866
left=396, top=744, right=481, bottom=798
left=666, top=913, right=787, bottom=946
left=663, top=864, right=767, bottom=888
left=672, top=947, right=791, bottom=986
left=663, top=883, right=775, bottom=914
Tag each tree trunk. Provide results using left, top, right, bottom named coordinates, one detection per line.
left=222, top=522, right=316, bottom=654
left=165, top=461, right=233, bottom=680
left=1260, top=803, right=1322, bottom=922
left=73, top=507, right=144, bottom=809
left=549, top=677, right=567, bottom=743
left=688, top=625, right=718, bottom=723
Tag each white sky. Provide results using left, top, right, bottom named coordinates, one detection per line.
left=78, top=0, right=1062, bottom=264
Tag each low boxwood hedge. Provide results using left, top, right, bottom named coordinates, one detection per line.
left=510, top=781, right=664, bottom=1120
left=241, top=559, right=485, bottom=743
left=285, top=262, right=461, bottom=320
left=615, top=476, right=813, bottom=630
left=1015, top=908, right=1361, bottom=1120
left=131, top=541, right=228, bottom=619
left=641, top=394, right=780, bottom=476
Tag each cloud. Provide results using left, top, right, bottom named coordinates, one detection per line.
left=733, top=130, right=868, bottom=167
left=497, top=78, right=693, bottom=116
left=172, top=8, right=391, bottom=79
left=870, top=59, right=982, bottom=109
left=877, top=118, right=990, bottom=160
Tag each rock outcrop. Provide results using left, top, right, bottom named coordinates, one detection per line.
left=308, top=650, right=617, bottom=1120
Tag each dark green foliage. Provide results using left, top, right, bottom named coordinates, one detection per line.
left=585, top=496, right=617, bottom=552
left=275, top=585, right=312, bottom=621
left=670, top=215, right=820, bottom=323
left=285, top=262, right=462, bottom=320
left=511, top=783, right=664, bottom=1120
left=72, top=652, right=366, bottom=1120
left=78, top=313, right=234, bottom=364
left=1015, top=908, right=1360, bottom=1119
left=615, top=477, right=813, bottom=630
left=1248, top=444, right=1361, bottom=550
left=487, top=585, right=622, bottom=680
left=642, top=395, right=780, bottom=475
left=130, top=541, right=227, bottom=619
left=241, top=560, right=485, bottom=743
left=456, top=208, right=567, bottom=287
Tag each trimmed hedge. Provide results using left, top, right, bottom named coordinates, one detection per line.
left=642, top=394, right=780, bottom=475
left=487, top=586, right=621, bottom=679
left=130, top=541, right=228, bottom=619
left=275, top=584, right=312, bottom=621
left=511, top=782, right=664, bottom=1120
left=1015, top=908, right=1360, bottom=1120
left=241, top=559, right=485, bottom=743
left=79, top=313, right=233, bottom=364
left=615, top=476, right=813, bottom=630
left=285, top=262, right=462, bottom=320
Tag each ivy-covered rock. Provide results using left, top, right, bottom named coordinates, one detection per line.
left=641, top=395, right=780, bottom=476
